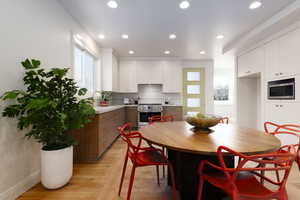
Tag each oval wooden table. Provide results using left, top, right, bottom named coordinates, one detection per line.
left=139, top=121, right=281, bottom=200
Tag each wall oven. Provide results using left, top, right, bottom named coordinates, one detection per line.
left=268, top=78, right=295, bottom=100
left=138, top=104, right=163, bottom=127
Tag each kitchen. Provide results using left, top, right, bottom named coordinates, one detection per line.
left=1, top=1, right=300, bottom=200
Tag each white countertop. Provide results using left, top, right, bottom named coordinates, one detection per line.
left=94, top=104, right=182, bottom=114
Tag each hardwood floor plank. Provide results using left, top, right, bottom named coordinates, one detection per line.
left=17, top=138, right=300, bottom=200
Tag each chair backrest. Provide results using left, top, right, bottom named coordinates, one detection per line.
left=149, top=115, right=174, bottom=124
left=220, top=117, right=229, bottom=124
left=148, top=115, right=163, bottom=124
left=162, top=115, right=174, bottom=122
left=216, top=145, right=296, bottom=193
left=118, top=123, right=143, bottom=157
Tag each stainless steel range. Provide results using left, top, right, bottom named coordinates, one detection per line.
left=138, top=104, right=163, bottom=127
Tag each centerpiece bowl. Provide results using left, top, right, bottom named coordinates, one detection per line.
left=185, top=114, right=222, bottom=133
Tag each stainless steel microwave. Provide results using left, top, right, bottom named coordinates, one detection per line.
left=268, top=78, right=295, bottom=100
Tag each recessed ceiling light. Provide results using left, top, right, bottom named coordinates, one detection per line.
left=179, top=1, right=190, bottom=9
left=122, top=34, right=129, bottom=39
left=129, top=50, right=135, bottom=54
left=98, top=34, right=105, bottom=39
left=249, top=1, right=262, bottom=10
left=216, top=35, right=224, bottom=39
left=164, top=50, right=171, bottom=55
left=200, top=51, right=206, bottom=55
left=107, top=0, right=118, bottom=8
left=169, top=34, right=177, bottom=39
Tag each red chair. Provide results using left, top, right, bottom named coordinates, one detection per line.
left=263, top=122, right=300, bottom=179
left=117, top=124, right=177, bottom=200
left=220, top=117, right=229, bottom=124
left=197, top=145, right=296, bottom=200
left=148, top=115, right=174, bottom=177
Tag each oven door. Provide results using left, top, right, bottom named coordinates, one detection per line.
left=268, top=83, right=295, bottom=100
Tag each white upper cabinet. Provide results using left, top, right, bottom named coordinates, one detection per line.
left=119, top=61, right=137, bottom=93
left=162, top=61, right=182, bottom=93
left=278, top=28, right=300, bottom=78
left=265, top=40, right=280, bottom=80
left=101, top=49, right=119, bottom=92
left=136, top=61, right=163, bottom=84
left=238, top=47, right=264, bottom=77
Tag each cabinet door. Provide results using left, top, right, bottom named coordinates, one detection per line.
left=112, top=55, right=119, bottom=92
left=238, top=47, right=264, bottom=77
left=136, top=61, right=163, bottom=84
left=279, top=28, right=300, bottom=77
left=162, top=61, right=182, bottom=93
left=119, top=61, right=137, bottom=92
left=265, top=41, right=280, bottom=80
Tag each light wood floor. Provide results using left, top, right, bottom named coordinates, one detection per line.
left=18, top=138, right=300, bottom=200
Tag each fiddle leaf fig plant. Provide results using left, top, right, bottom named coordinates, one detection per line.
left=1, top=59, right=95, bottom=151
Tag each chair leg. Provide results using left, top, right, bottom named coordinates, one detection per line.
left=162, top=147, right=166, bottom=178
left=127, top=165, right=136, bottom=200
left=197, top=177, right=204, bottom=200
left=118, top=155, right=128, bottom=196
left=259, top=163, right=266, bottom=184
left=156, top=165, right=160, bottom=185
left=168, top=163, right=177, bottom=200
left=275, top=163, right=280, bottom=182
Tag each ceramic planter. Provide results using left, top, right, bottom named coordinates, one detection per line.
left=41, top=146, right=73, bottom=189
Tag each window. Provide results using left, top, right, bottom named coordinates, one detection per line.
left=74, top=46, right=96, bottom=96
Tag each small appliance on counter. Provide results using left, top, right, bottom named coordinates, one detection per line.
left=123, top=98, right=130, bottom=105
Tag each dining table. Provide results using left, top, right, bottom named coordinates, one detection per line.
left=139, top=121, right=281, bottom=200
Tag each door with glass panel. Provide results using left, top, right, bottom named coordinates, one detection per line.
left=183, top=68, right=205, bottom=116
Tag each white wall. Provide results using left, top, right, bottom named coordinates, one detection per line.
left=0, top=1, right=100, bottom=199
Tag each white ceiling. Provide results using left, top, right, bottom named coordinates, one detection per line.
left=59, top=0, right=296, bottom=59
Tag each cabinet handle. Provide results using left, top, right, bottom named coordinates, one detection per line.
left=275, top=105, right=279, bottom=107
left=280, top=105, right=283, bottom=107
left=279, top=72, right=283, bottom=75
left=275, top=73, right=279, bottom=76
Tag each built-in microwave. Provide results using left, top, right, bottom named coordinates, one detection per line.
left=268, top=78, right=295, bottom=100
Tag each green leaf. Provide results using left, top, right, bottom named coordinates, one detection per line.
left=21, top=59, right=40, bottom=70
left=52, top=68, right=68, bottom=78
left=1, top=90, right=22, bottom=100
left=25, top=99, right=49, bottom=110
left=78, top=88, right=87, bottom=96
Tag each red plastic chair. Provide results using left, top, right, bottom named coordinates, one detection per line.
left=197, top=145, right=296, bottom=200
left=117, top=124, right=177, bottom=200
left=263, top=122, right=300, bottom=179
left=148, top=115, right=174, bottom=177
left=220, top=117, right=229, bottom=124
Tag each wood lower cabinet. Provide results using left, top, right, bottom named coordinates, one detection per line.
left=70, top=107, right=125, bottom=163
left=163, top=106, right=183, bottom=121
left=125, top=106, right=138, bottom=128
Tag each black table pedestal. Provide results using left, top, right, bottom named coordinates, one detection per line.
left=167, top=149, right=234, bottom=200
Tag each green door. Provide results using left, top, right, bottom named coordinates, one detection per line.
left=182, top=68, right=205, bottom=116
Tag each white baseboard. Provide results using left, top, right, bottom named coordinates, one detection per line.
left=0, top=170, right=40, bottom=200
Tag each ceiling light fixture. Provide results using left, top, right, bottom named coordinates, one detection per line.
left=98, top=34, right=105, bottom=39
left=179, top=1, right=190, bottom=9
left=200, top=51, right=206, bottom=55
left=129, top=50, right=135, bottom=54
left=216, top=35, right=224, bottom=39
left=169, top=34, right=177, bottom=39
left=249, top=1, right=262, bottom=10
left=164, top=50, right=171, bottom=55
left=122, top=34, right=129, bottom=39
left=107, top=0, right=118, bottom=8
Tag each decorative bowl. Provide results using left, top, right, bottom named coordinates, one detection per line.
left=185, top=114, right=222, bottom=132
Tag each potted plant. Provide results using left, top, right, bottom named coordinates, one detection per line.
left=1, top=59, right=95, bottom=189
left=100, top=91, right=112, bottom=106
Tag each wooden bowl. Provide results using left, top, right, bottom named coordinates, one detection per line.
left=185, top=115, right=221, bottom=131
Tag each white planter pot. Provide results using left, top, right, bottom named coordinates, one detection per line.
left=41, top=146, right=73, bottom=189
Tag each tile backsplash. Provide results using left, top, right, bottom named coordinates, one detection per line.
left=112, top=84, right=182, bottom=105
